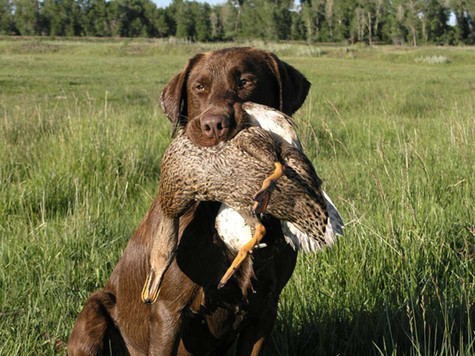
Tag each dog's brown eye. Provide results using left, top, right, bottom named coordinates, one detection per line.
left=238, top=78, right=249, bottom=89
left=196, top=84, right=205, bottom=92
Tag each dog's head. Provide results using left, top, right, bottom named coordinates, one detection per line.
left=160, top=47, right=311, bottom=147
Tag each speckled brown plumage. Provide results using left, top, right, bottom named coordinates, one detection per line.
left=159, top=127, right=329, bottom=240
left=142, top=115, right=330, bottom=304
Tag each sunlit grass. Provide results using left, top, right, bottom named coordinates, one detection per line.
left=0, top=38, right=474, bottom=355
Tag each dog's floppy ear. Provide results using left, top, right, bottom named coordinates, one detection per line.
left=160, top=53, right=204, bottom=126
left=267, top=53, right=311, bottom=116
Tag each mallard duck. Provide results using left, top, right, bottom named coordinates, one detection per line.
left=142, top=103, right=343, bottom=304
left=215, top=103, right=343, bottom=253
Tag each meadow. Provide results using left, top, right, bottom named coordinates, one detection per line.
left=0, top=38, right=474, bottom=355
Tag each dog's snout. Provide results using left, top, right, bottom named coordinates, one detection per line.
left=201, top=115, right=230, bottom=139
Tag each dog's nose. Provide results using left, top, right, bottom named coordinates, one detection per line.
left=201, top=115, right=230, bottom=139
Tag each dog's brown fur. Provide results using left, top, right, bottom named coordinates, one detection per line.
left=68, top=47, right=310, bottom=355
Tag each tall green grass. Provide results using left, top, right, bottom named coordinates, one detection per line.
left=0, top=38, right=474, bottom=355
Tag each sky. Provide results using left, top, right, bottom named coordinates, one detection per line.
left=151, top=0, right=225, bottom=8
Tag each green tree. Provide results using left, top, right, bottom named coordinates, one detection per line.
left=309, top=0, right=326, bottom=41
left=209, top=6, right=224, bottom=40
left=13, top=0, right=40, bottom=35
left=0, top=0, right=14, bottom=34
left=427, top=0, right=449, bottom=42
left=110, top=0, right=158, bottom=37
left=419, top=0, right=449, bottom=43
left=174, top=0, right=193, bottom=39
left=325, top=0, right=335, bottom=39
left=390, top=0, right=421, bottom=46
left=300, top=2, right=313, bottom=41
left=273, top=0, right=293, bottom=40
left=191, top=2, right=211, bottom=42
left=237, top=0, right=260, bottom=38
left=40, top=0, right=60, bottom=36
left=370, top=0, right=389, bottom=43
left=405, top=0, right=422, bottom=46
left=451, top=0, right=475, bottom=44
left=58, top=0, right=85, bottom=36
left=298, top=0, right=330, bottom=42
left=230, top=0, right=245, bottom=34
left=0, top=0, right=465, bottom=43
left=350, top=6, right=365, bottom=42
left=218, top=1, right=238, bottom=39
left=153, top=8, right=172, bottom=37
left=349, top=0, right=388, bottom=45
left=142, top=0, right=165, bottom=36
left=333, top=0, right=356, bottom=41
left=238, top=0, right=292, bottom=40
left=83, top=0, right=111, bottom=36
left=290, top=10, right=305, bottom=40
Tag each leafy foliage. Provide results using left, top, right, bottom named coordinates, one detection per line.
left=0, top=0, right=473, bottom=44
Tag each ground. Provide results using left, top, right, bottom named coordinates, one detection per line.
left=0, top=38, right=474, bottom=355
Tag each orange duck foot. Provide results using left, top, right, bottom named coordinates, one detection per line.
left=218, top=224, right=266, bottom=289
left=252, top=162, right=284, bottom=214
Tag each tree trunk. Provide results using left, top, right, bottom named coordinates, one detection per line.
left=374, top=0, right=381, bottom=42
left=367, top=11, right=372, bottom=45
left=306, top=18, right=313, bottom=41
left=234, top=6, right=242, bottom=34
left=410, top=25, right=417, bottom=46
left=315, top=17, right=319, bottom=41
left=421, top=16, right=427, bottom=43
left=325, top=0, right=334, bottom=40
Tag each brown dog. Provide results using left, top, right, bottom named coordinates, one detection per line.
left=68, top=47, right=310, bottom=355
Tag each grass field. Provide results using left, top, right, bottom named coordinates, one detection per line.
left=0, top=38, right=474, bottom=355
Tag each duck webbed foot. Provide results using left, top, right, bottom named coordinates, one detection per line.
left=216, top=163, right=282, bottom=288
left=218, top=223, right=266, bottom=289
left=141, top=216, right=179, bottom=304
left=252, top=162, right=284, bottom=214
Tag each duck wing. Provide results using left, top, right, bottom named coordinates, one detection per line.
left=323, top=191, right=344, bottom=237
left=281, top=192, right=344, bottom=252
left=275, top=143, right=329, bottom=247
left=243, top=102, right=344, bottom=249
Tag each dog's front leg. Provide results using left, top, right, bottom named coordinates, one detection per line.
left=236, top=327, right=266, bottom=356
left=235, top=295, right=278, bottom=356
left=148, top=300, right=182, bottom=356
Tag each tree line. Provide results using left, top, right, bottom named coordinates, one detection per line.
left=0, top=0, right=473, bottom=45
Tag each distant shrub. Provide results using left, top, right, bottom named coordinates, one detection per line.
left=240, top=42, right=326, bottom=58
left=415, top=55, right=452, bottom=64
left=295, top=46, right=326, bottom=57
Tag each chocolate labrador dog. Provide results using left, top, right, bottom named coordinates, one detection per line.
left=68, top=47, right=310, bottom=355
